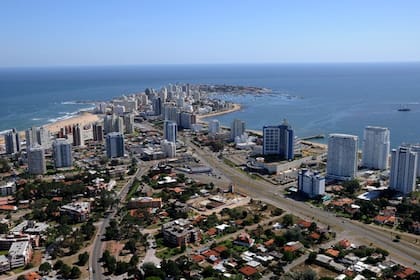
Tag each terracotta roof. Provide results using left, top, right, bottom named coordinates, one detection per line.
left=264, top=238, right=275, bottom=247
left=213, top=245, right=227, bottom=253
left=24, top=272, right=41, bottom=280
left=0, top=205, right=17, bottom=211
left=396, top=267, right=415, bottom=279
left=191, top=254, right=205, bottom=263
left=239, top=265, right=258, bottom=277
left=207, top=228, right=217, bottom=236
left=309, top=232, right=321, bottom=240
left=202, top=249, right=219, bottom=258
left=325, top=248, right=340, bottom=258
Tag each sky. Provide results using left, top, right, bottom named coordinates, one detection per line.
left=1, top=0, right=420, bottom=67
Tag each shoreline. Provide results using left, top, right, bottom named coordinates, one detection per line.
left=0, top=112, right=100, bottom=146
left=197, top=103, right=242, bottom=124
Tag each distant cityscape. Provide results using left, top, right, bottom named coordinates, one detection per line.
left=0, top=83, right=419, bottom=279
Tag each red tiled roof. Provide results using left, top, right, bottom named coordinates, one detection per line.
left=298, top=220, right=312, bottom=228
left=309, top=232, right=321, bottom=240
left=239, top=266, right=258, bottom=277
left=264, top=239, right=275, bottom=247
left=207, top=228, right=217, bottom=236
left=24, top=272, right=41, bottom=280
left=191, top=254, right=205, bottom=263
left=338, top=239, right=351, bottom=248
left=396, top=267, right=415, bottom=279
left=214, top=245, right=227, bottom=253
left=202, top=249, right=219, bottom=258
left=325, top=248, right=340, bottom=258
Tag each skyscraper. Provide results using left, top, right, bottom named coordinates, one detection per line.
left=4, top=129, right=21, bottom=154
left=262, top=120, right=294, bottom=160
left=53, top=139, right=72, bottom=168
left=163, top=121, right=177, bottom=143
left=230, top=119, right=246, bottom=141
left=92, top=123, right=104, bottom=142
left=362, top=126, right=390, bottom=170
left=389, top=146, right=417, bottom=195
left=25, top=126, right=50, bottom=149
left=208, top=120, right=220, bottom=135
left=106, top=132, right=125, bottom=158
left=123, top=114, right=135, bottom=134
left=410, top=144, right=420, bottom=178
left=72, top=124, right=83, bottom=147
left=28, top=147, right=46, bottom=175
left=326, top=134, right=358, bottom=180
left=152, top=97, right=162, bottom=116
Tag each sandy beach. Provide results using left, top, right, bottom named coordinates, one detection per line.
left=44, top=112, right=100, bottom=133
left=0, top=112, right=100, bottom=146
left=197, top=103, right=242, bottom=124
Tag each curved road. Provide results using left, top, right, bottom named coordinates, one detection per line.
left=189, top=140, right=420, bottom=270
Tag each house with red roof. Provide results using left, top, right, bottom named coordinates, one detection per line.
left=239, top=266, right=258, bottom=277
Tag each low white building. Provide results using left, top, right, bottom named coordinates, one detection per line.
left=298, top=169, right=325, bottom=198
left=8, top=241, right=32, bottom=268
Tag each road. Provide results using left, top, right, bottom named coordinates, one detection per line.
left=90, top=161, right=154, bottom=280
left=187, top=139, right=420, bottom=271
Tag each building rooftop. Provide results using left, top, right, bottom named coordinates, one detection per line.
left=8, top=241, right=30, bottom=257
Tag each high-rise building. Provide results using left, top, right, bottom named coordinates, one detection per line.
left=25, top=126, right=50, bottom=149
left=362, top=126, right=390, bottom=170
left=104, top=114, right=124, bottom=134
left=123, top=114, right=135, bottom=134
left=152, top=97, right=162, bottom=116
left=53, top=139, right=72, bottom=168
left=389, top=146, right=417, bottom=195
left=161, top=140, right=177, bottom=158
left=4, top=129, right=21, bottom=154
left=105, top=132, right=125, bottom=158
left=231, top=119, right=246, bottom=141
left=163, top=121, right=177, bottom=143
left=163, top=104, right=180, bottom=125
left=326, top=134, right=358, bottom=180
left=27, top=147, right=46, bottom=175
left=92, top=123, right=104, bottom=142
left=410, top=145, right=420, bottom=178
left=208, top=120, right=220, bottom=135
left=298, top=169, right=325, bottom=198
left=262, top=120, right=294, bottom=160
left=72, top=124, right=84, bottom=147
left=179, top=112, right=196, bottom=129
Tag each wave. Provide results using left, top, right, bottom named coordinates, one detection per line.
left=61, top=101, right=78, bottom=105
left=31, top=118, right=43, bottom=121
left=0, top=129, right=12, bottom=135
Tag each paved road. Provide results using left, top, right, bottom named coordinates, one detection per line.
left=90, top=161, right=154, bottom=280
left=187, top=139, right=420, bottom=271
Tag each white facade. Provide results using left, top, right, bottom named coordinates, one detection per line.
left=362, top=126, right=390, bottom=170
left=410, top=145, right=420, bottom=178
left=326, top=134, right=358, bottom=180
left=208, top=119, right=220, bottom=135
left=389, top=146, right=417, bottom=195
left=53, top=139, right=72, bottom=168
left=161, top=140, right=177, bottom=158
left=231, top=119, right=246, bottom=140
left=27, top=147, right=46, bottom=175
left=298, top=169, right=325, bottom=198
left=8, top=241, right=32, bottom=268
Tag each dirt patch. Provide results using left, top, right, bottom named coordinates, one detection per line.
left=31, top=250, right=43, bottom=267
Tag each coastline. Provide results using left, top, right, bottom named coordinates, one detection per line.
left=197, top=103, right=242, bottom=124
left=0, top=112, right=100, bottom=146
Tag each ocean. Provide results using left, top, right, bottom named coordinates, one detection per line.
left=1, top=63, right=420, bottom=148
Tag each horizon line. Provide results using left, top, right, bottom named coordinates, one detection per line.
left=1, top=60, right=420, bottom=69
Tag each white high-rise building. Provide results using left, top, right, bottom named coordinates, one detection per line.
left=25, top=126, right=50, bottom=149
left=106, top=132, right=125, bottom=158
left=163, top=121, right=177, bottom=143
left=390, top=146, right=417, bottom=195
left=161, top=140, right=177, bottom=158
left=362, top=126, right=390, bottom=170
left=298, top=169, right=325, bottom=198
left=231, top=119, right=246, bottom=141
left=326, top=134, right=358, bottom=180
left=410, top=145, right=420, bottom=178
left=208, top=120, right=220, bottom=135
left=53, top=139, right=72, bottom=168
left=123, top=114, right=135, bottom=134
left=27, top=147, right=46, bottom=175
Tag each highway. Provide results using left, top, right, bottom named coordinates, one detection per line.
left=89, top=161, right=153, bottom=280
left=188, top=139, right=420, bottom=271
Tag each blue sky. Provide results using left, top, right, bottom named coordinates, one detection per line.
left=1, top=0, right=420, bottom=66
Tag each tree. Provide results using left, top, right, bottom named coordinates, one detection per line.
left=60, top=264, right=72, bottom=279
left=54, top=260, right=64, bottom=270
left=309, top=222, right=317, bottom=232
left=342, top=179, right=360, bottom=195
left=0, top=223, right=8, bottom=234
left=39, top=262, right=52, bottom=275
left=124, top=239, right=137, bottom=254
left=282, top=214, right=294, bottom=227
left=77, top=252, right=89, bottom=266
left=70, top=266, right=81, bottom=279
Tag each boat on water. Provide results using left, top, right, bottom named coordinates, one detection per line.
left=398, top=104, right=411, bottom=112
